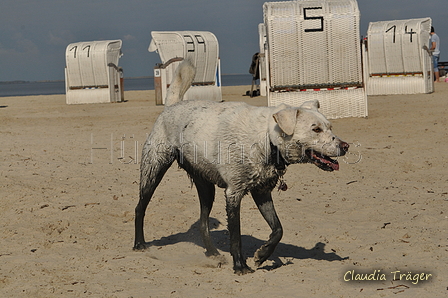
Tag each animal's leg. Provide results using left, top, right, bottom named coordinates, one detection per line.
left=192, top=175, right=219, bottom=256
left=134, top=142, right=174, bottom=250
left=250, top=190, right=283, bottom=267
left=225, top=190, right=254, bottom=275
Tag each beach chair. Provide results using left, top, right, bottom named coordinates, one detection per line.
left=260, top=0, right=367, bottom=119
left=148, top=31, right=222, bottom=105
left=364, top=18, right=433, bottom=95
left=65, top=40, right=123, bottom=104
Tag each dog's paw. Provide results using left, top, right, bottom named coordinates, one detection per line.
left=209, top=254, right=227, bottom=263
left=253, top=249, right=266, bottom=267
left=234, top=266, right=255, bottom=275
left=205, top=249, right=221, bottom=257
left=133, top=242, right=148, bottom=251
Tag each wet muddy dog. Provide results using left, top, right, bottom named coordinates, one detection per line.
left=134, top=60, right=349, bottom=275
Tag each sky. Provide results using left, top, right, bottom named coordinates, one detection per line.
left=0, top=0, right=446, bottom=82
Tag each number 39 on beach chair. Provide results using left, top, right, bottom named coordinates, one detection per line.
left=149, top=31, right=222, bottom=105
left=65, top=40, right=124, bottom=104
left=260, top=0, right=368, bottom=119
left=364, top=18, right=434, bottom=95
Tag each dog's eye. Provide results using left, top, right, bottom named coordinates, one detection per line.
left=312, top=127, right=322, bottom=133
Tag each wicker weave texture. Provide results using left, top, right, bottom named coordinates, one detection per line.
left=262, top=0, right=367, bottom=119
left=366, top=18, right=433, bottom=95
left=268, top=88, right=367, bottom=119
left=264, top=0, right=362, bottom=89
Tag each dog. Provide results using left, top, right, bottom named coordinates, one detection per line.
left=134, top=60, right=349, bottom=275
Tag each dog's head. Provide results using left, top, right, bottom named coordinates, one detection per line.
left=270, top=100, right=349, bottom=171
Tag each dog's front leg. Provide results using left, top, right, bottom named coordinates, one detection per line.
left=250, top=190, right=283, bottom=267
left=225, top=191, right=254, bottom=275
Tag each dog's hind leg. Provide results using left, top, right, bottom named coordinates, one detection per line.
left=134, top=143, right=174, bottom=250
left=225, top=189, right=254, bottom=275
left=192, top=175, right=220, bottom=257
left=250, top=190, right=283, bottom=267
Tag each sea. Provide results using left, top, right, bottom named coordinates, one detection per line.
left=0, top=74, right=253, bottom=97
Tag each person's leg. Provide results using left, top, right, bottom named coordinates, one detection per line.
left=434, top=55, right=440, bottom=82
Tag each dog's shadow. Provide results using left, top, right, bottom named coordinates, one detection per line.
left=146, top=218, right=348, bottom=271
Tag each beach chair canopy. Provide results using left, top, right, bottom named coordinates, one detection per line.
left=260, top=0, right=367, bottom=119
left=364, top=18, right=433, bottom=95
left=149, top=31, right=219, bottom=85
left=65, top=40, right=123, bottom=104
left=148, top=31, right=222, bottom=104
left=367, top=18, right=431, bottom=76
left=66, top=40, right=122, bottom=88
left=264, top=0, right=363, bottom=90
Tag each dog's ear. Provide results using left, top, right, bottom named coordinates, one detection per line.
left=300, top=100, right=320, bottom=111
left=273, top=108, right=298, bottom=136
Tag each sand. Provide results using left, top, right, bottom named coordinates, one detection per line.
left=1, top=84, right=447, bottom=297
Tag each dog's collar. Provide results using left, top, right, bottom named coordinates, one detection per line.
left=269, top=142, right=289, bottom=171
left=270, top=142, right=289, bottom=191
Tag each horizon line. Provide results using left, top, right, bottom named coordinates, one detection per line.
left=0, top=73, right=250, bottom=84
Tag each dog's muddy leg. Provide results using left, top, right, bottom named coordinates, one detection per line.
left=134, top=144, right=174, bottom=250
left=250, top=190, right=283, bottom=267
left=192, top=175, right=219, bottom=257
left=225, top=190, right=254, bottom=275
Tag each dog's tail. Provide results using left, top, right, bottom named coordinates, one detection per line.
left=165, top=60, right=196, bottom=107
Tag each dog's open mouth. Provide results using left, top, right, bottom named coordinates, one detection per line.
left=306, top=150, right=339, bottom=171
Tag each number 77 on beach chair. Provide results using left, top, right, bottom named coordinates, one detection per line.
left=260, top=0, right=368, bottom=119
left=65, top=40, right=124, bottom=104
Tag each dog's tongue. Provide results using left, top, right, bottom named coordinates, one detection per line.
left=315, top=154, right=339, bottom=171
left=330, top=161, right=339, bottom=171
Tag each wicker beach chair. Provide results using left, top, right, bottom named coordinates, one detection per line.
left=364, top=18, right=433, bottom=95
left=260, top=0, right=367, bottom=119
left=149, top=31, right=222, bottom=105
left=65, top=40, right=123, bottom=104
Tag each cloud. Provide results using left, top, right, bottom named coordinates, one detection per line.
left=123, top=34, right=136, bottom=41
left=48, top=30, right=76, bottom=46
left=0, top=33, right=39, bottom=57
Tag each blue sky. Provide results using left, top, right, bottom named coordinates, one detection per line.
left=0, top=0, right=446, bottom=81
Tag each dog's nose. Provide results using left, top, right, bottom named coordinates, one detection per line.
left=340, top=141, right=349, bottom=152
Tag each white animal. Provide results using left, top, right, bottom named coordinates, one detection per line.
left=134, top=60, right=349, bottom=275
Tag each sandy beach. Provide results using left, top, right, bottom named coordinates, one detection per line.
left=1, top=84, right=447, bottom=297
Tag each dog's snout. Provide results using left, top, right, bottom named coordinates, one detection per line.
left=340, top=141, right=349, bottom=152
